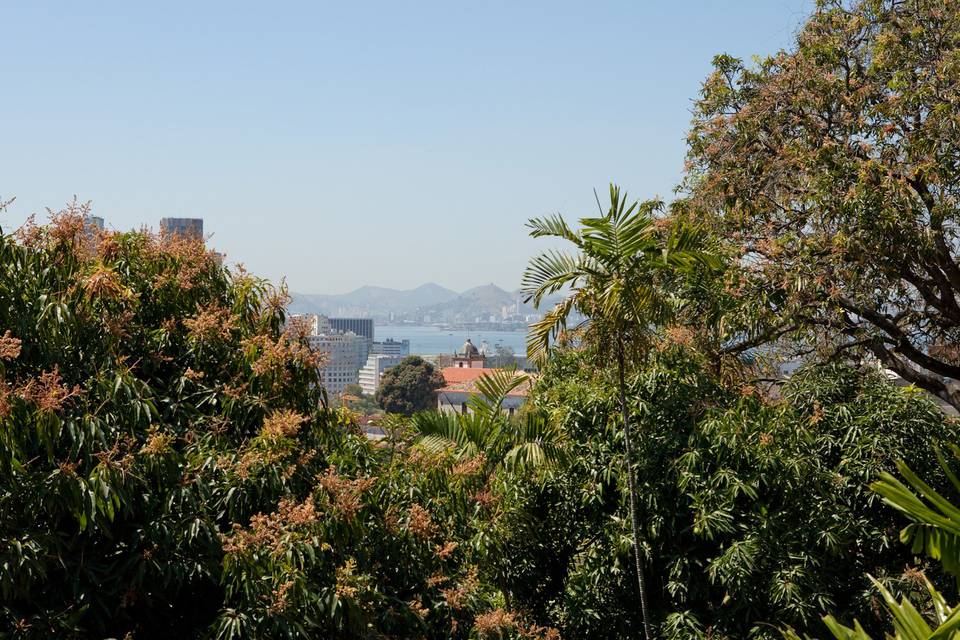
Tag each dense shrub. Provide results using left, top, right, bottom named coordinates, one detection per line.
left=4, top=206, right=956, bottom=640
left=500, top=348, right=959, bottom=639
left=0, top=206, right=550, bottom=639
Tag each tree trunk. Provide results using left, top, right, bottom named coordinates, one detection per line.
left=617, top=339, right=654, bottom=640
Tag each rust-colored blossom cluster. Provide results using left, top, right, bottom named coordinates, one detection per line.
left=440, top=567, right=478, bottom=611
left=408, top=447, right=450, bottom=471
left=244, top=333, right=325, bottom=381
left=261, top=409, right=308, bottom=439
left=317, top=466, right=376, bottom=521
left=407, top=595, right=429, bottom=619
left=425, top=571, right=448, bottom=588
left=451, top=453, right=485, bottom=478
left=268, top=580, right=295, bottom=615
left=183, top=367, right=205, bottom=381
left=473, top=608, right=517, bottom=637
left=435, top=540, right=458, bottom=560
left=471, top=487, right=498, bottom=511
left=0, top=331, right=22, bottom=361
left=662, top=325, right=696, bottom=348
left=82, top=263, right=131, bottom=301
left=221, top=497, right=319, bottom=556
left=140, top=427, right=175, bottom=456
left=93, top=434, right=138, bottom=475
left=331, top=559, right=376, bottom=614
left=19, top=367, right=83, bottom=414
left=472, top=608, right=562, bottom=640
left=104, top=308, right=136, bottom=340
left=146, top=231, right=218, bottom=292
left=0, top=383, right=11, bottom=418
left=184, top=302, right=237, bottom=342
left=407, top=503, right=438, bottom=539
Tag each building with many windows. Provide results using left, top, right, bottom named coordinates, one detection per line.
left=358, top=354, right=405, bottom=396
left=286, top=314, right=369, bottom=397
left=289, top=313, right=331, bottom=336
left=305, top=332, right=368, bottom=397
left=160, top=217, right=204, bottom=240
left=329, top=318, right=374, bottom=342
left=370, top=338, right=410, bottom=356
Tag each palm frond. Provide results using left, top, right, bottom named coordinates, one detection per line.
left=661, top=223, right=723, bottom=271
left=525, top=214, right=581, bottom=245
left=469, top=367, right=527, bottom=419
left=527, top=296, right=576, bottom=364
left=521, top=250, right=584, bottom=306
left=814, top=575, right=960, bottom=639
left=502, top=412, right=568, bottom=471
left=615, top=213, right=659, bottom=261
left=871, top=454, right=960, bottom=577
left=411, top=411, right=479, bottom=458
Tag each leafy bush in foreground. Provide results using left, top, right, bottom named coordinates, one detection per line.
left=0, top=204, right=553, bottom=640
left=502, top=348, right=959, bottom=639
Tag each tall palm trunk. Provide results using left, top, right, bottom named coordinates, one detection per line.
left=616, top=338, right=654, bottom=640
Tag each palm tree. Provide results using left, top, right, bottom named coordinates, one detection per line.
left=521, top=184, right=716, bottom=639
left=412, top=366, right=566, bottom=475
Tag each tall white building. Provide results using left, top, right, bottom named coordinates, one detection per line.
left=370, top=338, right=410, bottom=356
left=358, top=354, right=405, bottom=396
left=287, top=314, right=367, bottom=397
left=306, top=332, right=368, bottom=397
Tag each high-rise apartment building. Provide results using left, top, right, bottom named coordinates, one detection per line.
left=285, top=314, right=374, bottom=397
left=329, top=318, right=374, bottom=342
left=358, top=354, right=405, bottom=396
left=160, top=217, right=204, bottom=240
left=305, top=332, right=368, bottom=397
left=289, top=313, right=332, bottom=336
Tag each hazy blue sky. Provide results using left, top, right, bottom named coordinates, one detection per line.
left=0, top=1, right=812, bottom=294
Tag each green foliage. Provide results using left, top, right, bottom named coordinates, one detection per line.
left=0, top=207, right=557, bottom=640
left=375, top=356, right=446, bottom=416
left=522, top=183, right=717, bottom=364
left=502, top=349, right=959, bottom=639
left=411, top=367, right=566, bottom=474
left=0, top=205, right=324, bottom=637
left=686, top=0, right=960, bottom=409
left=340, top=383, right=381, bottom=415
left=522, top=183, right=720, bottom=640
left=782, top=444, right=960, bottom=639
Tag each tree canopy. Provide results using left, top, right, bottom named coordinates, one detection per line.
left=687, top=0, right=960, bottom=409
left=375, top=356, right=446, bottom=415
left=0, top=205, right=558, bottom=639
left=8, top=1, right=960, bottom=638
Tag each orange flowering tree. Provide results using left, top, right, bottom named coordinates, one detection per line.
left=0, top=201, right=554, bottom=639
left=686, top=0, right=960, bottom=409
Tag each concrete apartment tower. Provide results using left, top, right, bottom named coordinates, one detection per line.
left=160, top=217, right=204, bottom=240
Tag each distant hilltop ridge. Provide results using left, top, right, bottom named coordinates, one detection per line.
left=289, top=283, right=560, bottom=325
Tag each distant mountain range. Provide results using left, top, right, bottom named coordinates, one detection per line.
left=289, top=283, right=553, bottom=323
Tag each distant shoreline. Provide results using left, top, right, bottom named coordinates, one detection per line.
left=375, top=324, right=528, bottom=357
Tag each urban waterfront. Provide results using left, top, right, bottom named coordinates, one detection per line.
left=375, top=324, right=527, bottom=356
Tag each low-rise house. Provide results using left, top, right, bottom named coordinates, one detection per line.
left=436, top=367, right=530, bottom=416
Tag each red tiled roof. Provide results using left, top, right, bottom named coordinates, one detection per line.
left=441, top=367, right=490, bottom=384
left=439, top=367, right=532, bottom=397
